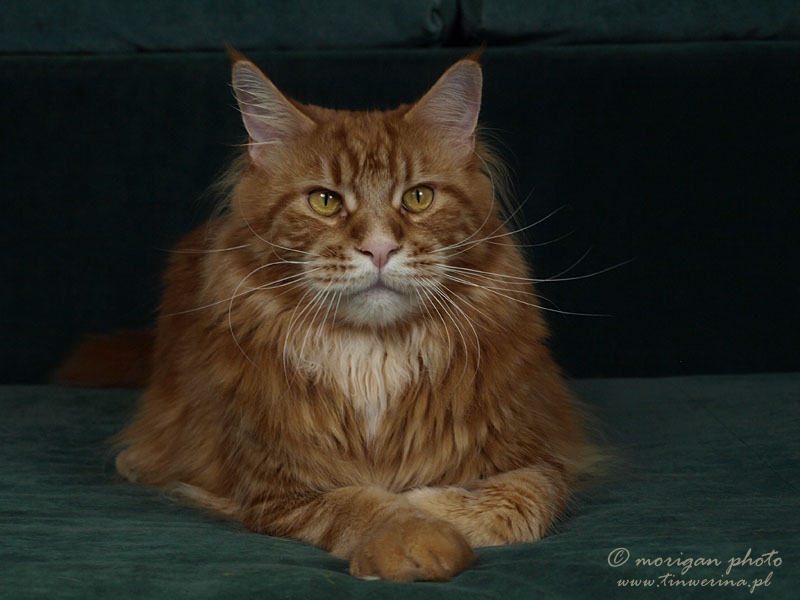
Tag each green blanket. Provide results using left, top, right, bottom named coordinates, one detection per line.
left=3, top=373, right=797, bottom=598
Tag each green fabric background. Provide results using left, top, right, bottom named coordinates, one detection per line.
left=461, top=0, right=800, bottom=44
left=3, top=375, right=797, bottom=598
left=4, top=0, right=799, bottom=52
left=0, top=0, right=459, bottom=52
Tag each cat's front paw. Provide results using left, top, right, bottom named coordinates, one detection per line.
left=349, top=514, right=474, bottom=582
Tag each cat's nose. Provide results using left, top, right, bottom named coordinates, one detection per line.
left=358, top=240, right=400, bottom=269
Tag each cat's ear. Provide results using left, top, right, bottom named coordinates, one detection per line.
left=405, top=58, right=482, bottom=156
left=229, top=52, right=315, bottom=161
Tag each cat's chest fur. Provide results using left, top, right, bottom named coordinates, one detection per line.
left=288, top=326, right=438, bottom=439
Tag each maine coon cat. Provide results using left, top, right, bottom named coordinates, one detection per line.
left=62, top=50, right=598, bottom=581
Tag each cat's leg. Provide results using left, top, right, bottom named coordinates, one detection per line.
left=241, top=485, right=474, bottom=581
left=403, top=464, right=569, bottom=547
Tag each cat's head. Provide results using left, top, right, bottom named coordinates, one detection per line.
left=227, top=52, right=517, bottom=330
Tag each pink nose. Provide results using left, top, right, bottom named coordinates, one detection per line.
left=358, top=240, right=400, bottom=269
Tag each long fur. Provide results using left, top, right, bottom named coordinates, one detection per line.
left=61, top=53, right=601, bottom=582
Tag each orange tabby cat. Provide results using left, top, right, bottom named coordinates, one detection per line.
left=78, top=51, right=598, bottom=581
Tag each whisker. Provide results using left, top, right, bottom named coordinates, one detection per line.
left=443, top=275, right=609, bottom=317
left=225, top=262, right=319, bottom=365
left=485, top=229, right=574, bottom=249
left=282, top=286, right=324, bottom=383
left=433, top=277, right=507, bottom=331
left=160, top=243, right=251, bottom=254
left=428, top=283, right=480, bottom=385
left=415, top=286, right=453, bottom=359
left=439, top=272, right=564, bottom=315
left=430, top=183, right=527, bottom=257
left=439, top=272, right=544, bottom=301
left=161, top=266, right=319, bottom=318
left=423, top=286, right=465, bottom=378
left=431, top=155, right=501, bottom=256
left=440, top=264, right=538, bottom=286
left=239, top=204, right=319, bottom=258
left=227, top=266, right=267, bottom=366
left=439, top=255, right=632, bottom=286
left=235, top=139, right=283, bottom=148
left=540, top=258, right=635, bottom=284
left=297, top=281, right=336, bottom=369
left=545, top=248, right=593, bottom=281
left=438, top=205, right=569, bottom=259
left=314, top=290, right=343, bottom=343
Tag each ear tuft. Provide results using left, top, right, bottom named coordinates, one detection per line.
left=230, top=57, right=315, bottom=149
left=405, top=59, right=483, bottom=152
left=225, top=44, right=247, bottom=65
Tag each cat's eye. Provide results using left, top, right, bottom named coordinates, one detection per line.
left=308, top=190, right=343, bottom=216
left=402, top=185, right=435, bottom=213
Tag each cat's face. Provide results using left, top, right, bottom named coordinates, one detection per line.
left=229, top=55, right=505, bottom=329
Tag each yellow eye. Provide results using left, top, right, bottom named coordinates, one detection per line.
left=402, top=185, right=434, bottom=213
left=308, top=190, right=343, bottom=216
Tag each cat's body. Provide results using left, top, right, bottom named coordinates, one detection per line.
left=70, top=52, right=597, bottom=581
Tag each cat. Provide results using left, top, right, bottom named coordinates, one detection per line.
left=59, top=50, right=599, bottom=582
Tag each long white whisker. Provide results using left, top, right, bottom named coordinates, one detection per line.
left=440, top=256, right=632, bottom=285
left=440, top=264, right=538, bottom=285
left=428, top=284, right=479, bottom=386
left=424, top=286, right=464, bottom=377
left=440, top=271, right=545, bottom=298
left=314, top=288, right=337, bottom=345
left=485, top=230, right=573, bottom=249
left=441, top=273, right=608, bottom=317
left=416, top=285, right=453, bottom=359
left=440, top=205, right=570, bottom=259
left=282, top=285, right=324, bottom=383
left=238, top=203, right=319, bottom=258
left=545, top=248, right=593, bottom=281
left=297, top=281, right=336, bottom=369
left=161, top=243, right=251, bottom=254
left=161, top=266, right=319, bottom=318
left=436, top=154, right=501, bottom=253
left=435, top=278, right=509, bottom=331
left=327, top=289, right=344, bottom=334
left=227, top=265, right=269, bottom=366
left=226, top=262, right=319, bottom=365
left=541, top=258, right=635, bottom=283
left=427, top=148, right=508, bottom=259
left=439, top=272, right=563, bottom=315
left=430, top=186, right=525, bottom=256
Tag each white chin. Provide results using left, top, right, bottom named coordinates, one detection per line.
left=338, top=288, right=414, bottom=327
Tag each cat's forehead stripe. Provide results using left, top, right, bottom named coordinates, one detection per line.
left=318, top=117, right=418, bottom=208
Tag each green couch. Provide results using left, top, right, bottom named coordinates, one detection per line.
left=3, top=2, right=799, bottom=598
